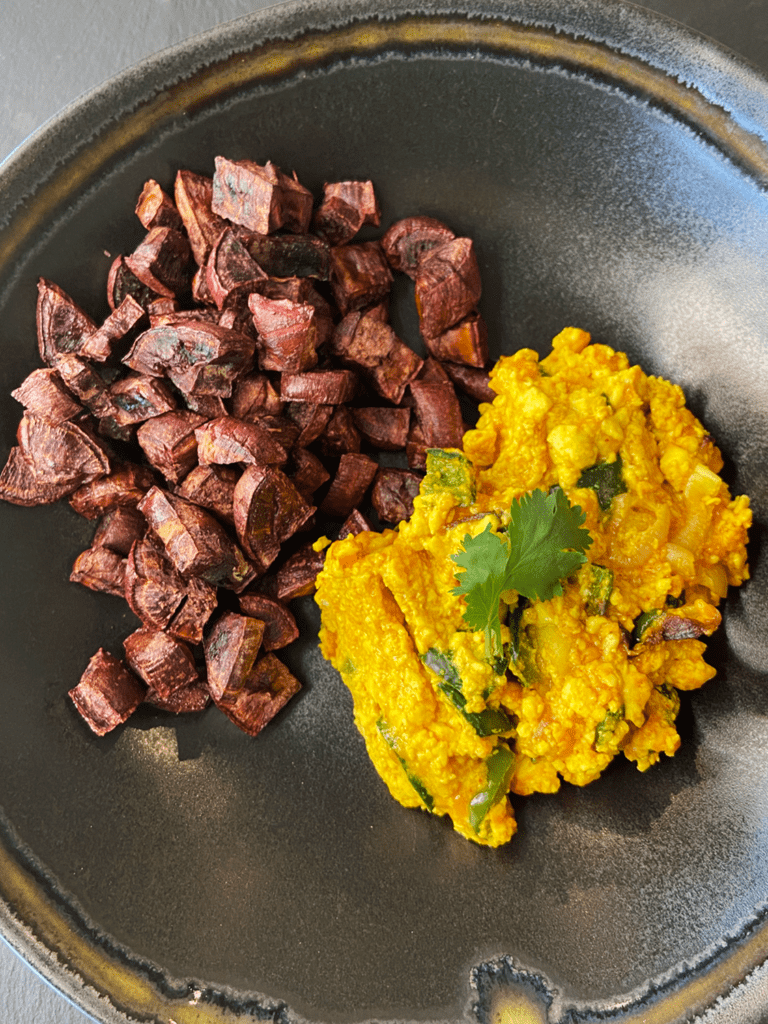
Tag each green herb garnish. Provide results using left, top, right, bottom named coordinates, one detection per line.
left=451, top=487, right=592, bottom=663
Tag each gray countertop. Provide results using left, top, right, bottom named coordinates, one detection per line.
left=1, top=0, right=768, bottom=1021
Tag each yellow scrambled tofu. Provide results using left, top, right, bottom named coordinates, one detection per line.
left=315, top=328, right=751, bottom=846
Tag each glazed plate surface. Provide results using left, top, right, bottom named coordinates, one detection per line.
left=1, top=2, right=767, bottom=1021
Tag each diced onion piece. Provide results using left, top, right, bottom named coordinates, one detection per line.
left=665, top=541, right=696, bottom=578
left=609, top=493, right=671, bottom=569
left=699, top=562, right=729, bottom=600
left=684, top=461, right=722, bottom=502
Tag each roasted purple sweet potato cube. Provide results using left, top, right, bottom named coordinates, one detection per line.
left=108, top=373, right=177, bottom=426
left=106, top=255, right=159, bottom=312
left=11, top=368, right=81, bottom=424
left=69, top=462, right=156, bottom=519
left=406, top=420, right=429, bottom=472
left=194, top=415, right=287, bottom=468
left=426, top=312, right=488, bottom=368
left=279, top=369, right=358, bottom=405
left=441, top=362, right=495, bottom=404
left=276, top=167, right=314, bottom=234
left=416, top=356, right=451, bottom=384
left=247, top=233, right=331, bottom=280
left=329, top=241, right=392, bottom=315
left=233, top=462, right=315, bottom=571
left=70, top=546, right=127, bottom=597
left=125, top=533, right=218, bottom=643
left=408, top=378, right=465, bottom=449
left=176, top=464, right=237, bottom=526
left=135, top=179, right=184, bottom=233
left=182, top=393, right=228, bottom=420
left=330, top=311, right=422, bottom=404
left=256, top=414, right=301, bottom=453
left=230, top=372, right=284, bottom=421
left=319, top=452, right=378, bottom=518
left=136, top=410, right=207, bottom=485
left=285, top=402, right=334, bottom=447
left=216, top=653, right=301, bottom=736
left=248, top=292, right=319, bottom=373
left=312, top=180, right=380, bottom=245
left=36, top=278, right=98, bottom=365
left=174, top=169, right=228, bottom=267
left=338, top=507, right=374, bottom=539
left=52, top=354, right=115, bottom=420
left=289, top=447, right=330, bottom=500
left=237, top=592, right=300, bottom=650
left=144, top=680, right=211, bottom=714
left=0, top=412, right=111, bottom=508
left=68, top=649, right=146, bottom=736
left=371, top=468, right=422, bottom=525
left=317, top=406, right=361, bottom=456
left=205, top=226, right=267, bottom=310
left=124, top=226, right=192, bottom=300
left=204, top=611, right=265, bottom=705
left=124, top=319, right=255, bottom=399
left=414, top=237, right=482, bottom=339
left=92, top=505, right=146, bottom=556
left=351, top=406, right=410, bottom=450
left=139, top=486, right=256, bottom=591
left=212, top=157, right=284, bottom=235
left=123, top=627, right=199, bottom=698
left=380, top=215, right=456, bottom=277
left=274, top=543, right=326, bottom=601
left=80, top=295, right=147, bottom=363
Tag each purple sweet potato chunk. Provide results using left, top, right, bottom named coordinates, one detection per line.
left=273, top=543, right=326, bottom=601
left=106, top=256, right=159, bottom=312
left=204, top=610, right=265, bottom=705
left=135, top=179, right=184, bottom=233
left=248, top=292, right=319, bottom=373
left=176, top=464, right=237, bottom=525
left=123, top=627, right=199, bottom=697
left=371, top=468, right=422, bottom=525
left=125, top=533, right=218, bottom=643
left=442, top=362, right=495, bottom=403
left=230, top=372, right=284, bottom=420
left=233, top=463, right=315, bottom=572
left=351, top=406, right=410, bottom=450
left=194, top=415, right=287, bottom=468
left=279, top=369, right=358, bottom=405
left=247, top=233, right=330, bottom=280
left=136, top=410, right=207, bottom=485
left=68, top=649, right=146, bottom=736
left=174, top=169, right=228, bottom=267
left=108, top=373, right=177, bottom=426
left=216, top=653, right=301, bottom=736
left=289, top=447, right=330, bottom=500
left=317, top=406, right=361, bottom=457
left=52, top=354, right=116, bottom=420
left=91, top=505, right=146, bottom=556
left=80, top=295, right=147, bottom=363
left=11, top=369, right=81, bottom=424
left=285, top=402, right=334, bottom=447
left=69, top=462, right=156, bottom=519
left=211, top=157, right=312, bottom=235
left=124, top=226, right=192, bottom=299
left=237, top=592, right=299, bottom=650
left=408, top=378, right=465, bottom=448
left=312, top=180, right=380, bottom=245
left=380, top=215, right=456, bottom=277
left=139, top=485, right=255, bottom=591
left=0, top=447, right=79, bottom=506
left=414, top=237, right=482, bottom=339
left=12, top=412, right=110, bottom=494
left=205, top=226, right=267, bottom=310
left=425, top=312, right=488, bottom=368
left=319, top=452, right=378, bottom=517
left=144, top=681, right=211, bottom=714
left=338, top=507, right=374, bottom=539
left=329, top=311, right=422, bottom=404
left=329, top=241, right=392, bottom=315
left=36, top=278, right=98, bottom=364
left=70, top=546, right=127, bottom=597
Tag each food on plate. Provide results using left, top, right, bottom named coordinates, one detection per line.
left=0, top=159, right=489, bottom=739
left=315, top=327, right=752, bottom=846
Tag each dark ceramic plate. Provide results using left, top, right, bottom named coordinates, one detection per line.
left=1, top=1, right=768, bottom=1021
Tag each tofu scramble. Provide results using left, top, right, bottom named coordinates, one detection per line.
left=315, top=328, right=752, bottom=846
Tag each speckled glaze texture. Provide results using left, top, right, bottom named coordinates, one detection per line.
left=0, top=2, right=767, bottom=1022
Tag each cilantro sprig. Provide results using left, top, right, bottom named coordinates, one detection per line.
left=451, top=488, right=592, bottom=664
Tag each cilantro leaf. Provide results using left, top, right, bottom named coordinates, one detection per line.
left=451, top=488, right=592, bottom=663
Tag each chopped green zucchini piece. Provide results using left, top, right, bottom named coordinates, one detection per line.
left=422, top=648, right=513, bottom=737
left=423, top=448, right=476, bottom=506
left=376, top=719, right=434, bottom=811
left=586, top=563, right=614, bottom=615
left=468, top=744, right=515, bottom=833
left=594, top=705, right=625, bottom=751
left=632, top=608, right=663, bottom=645
left=577, top=454, right=627, bottom=511
left=507, top=603, right=538, bottom=687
